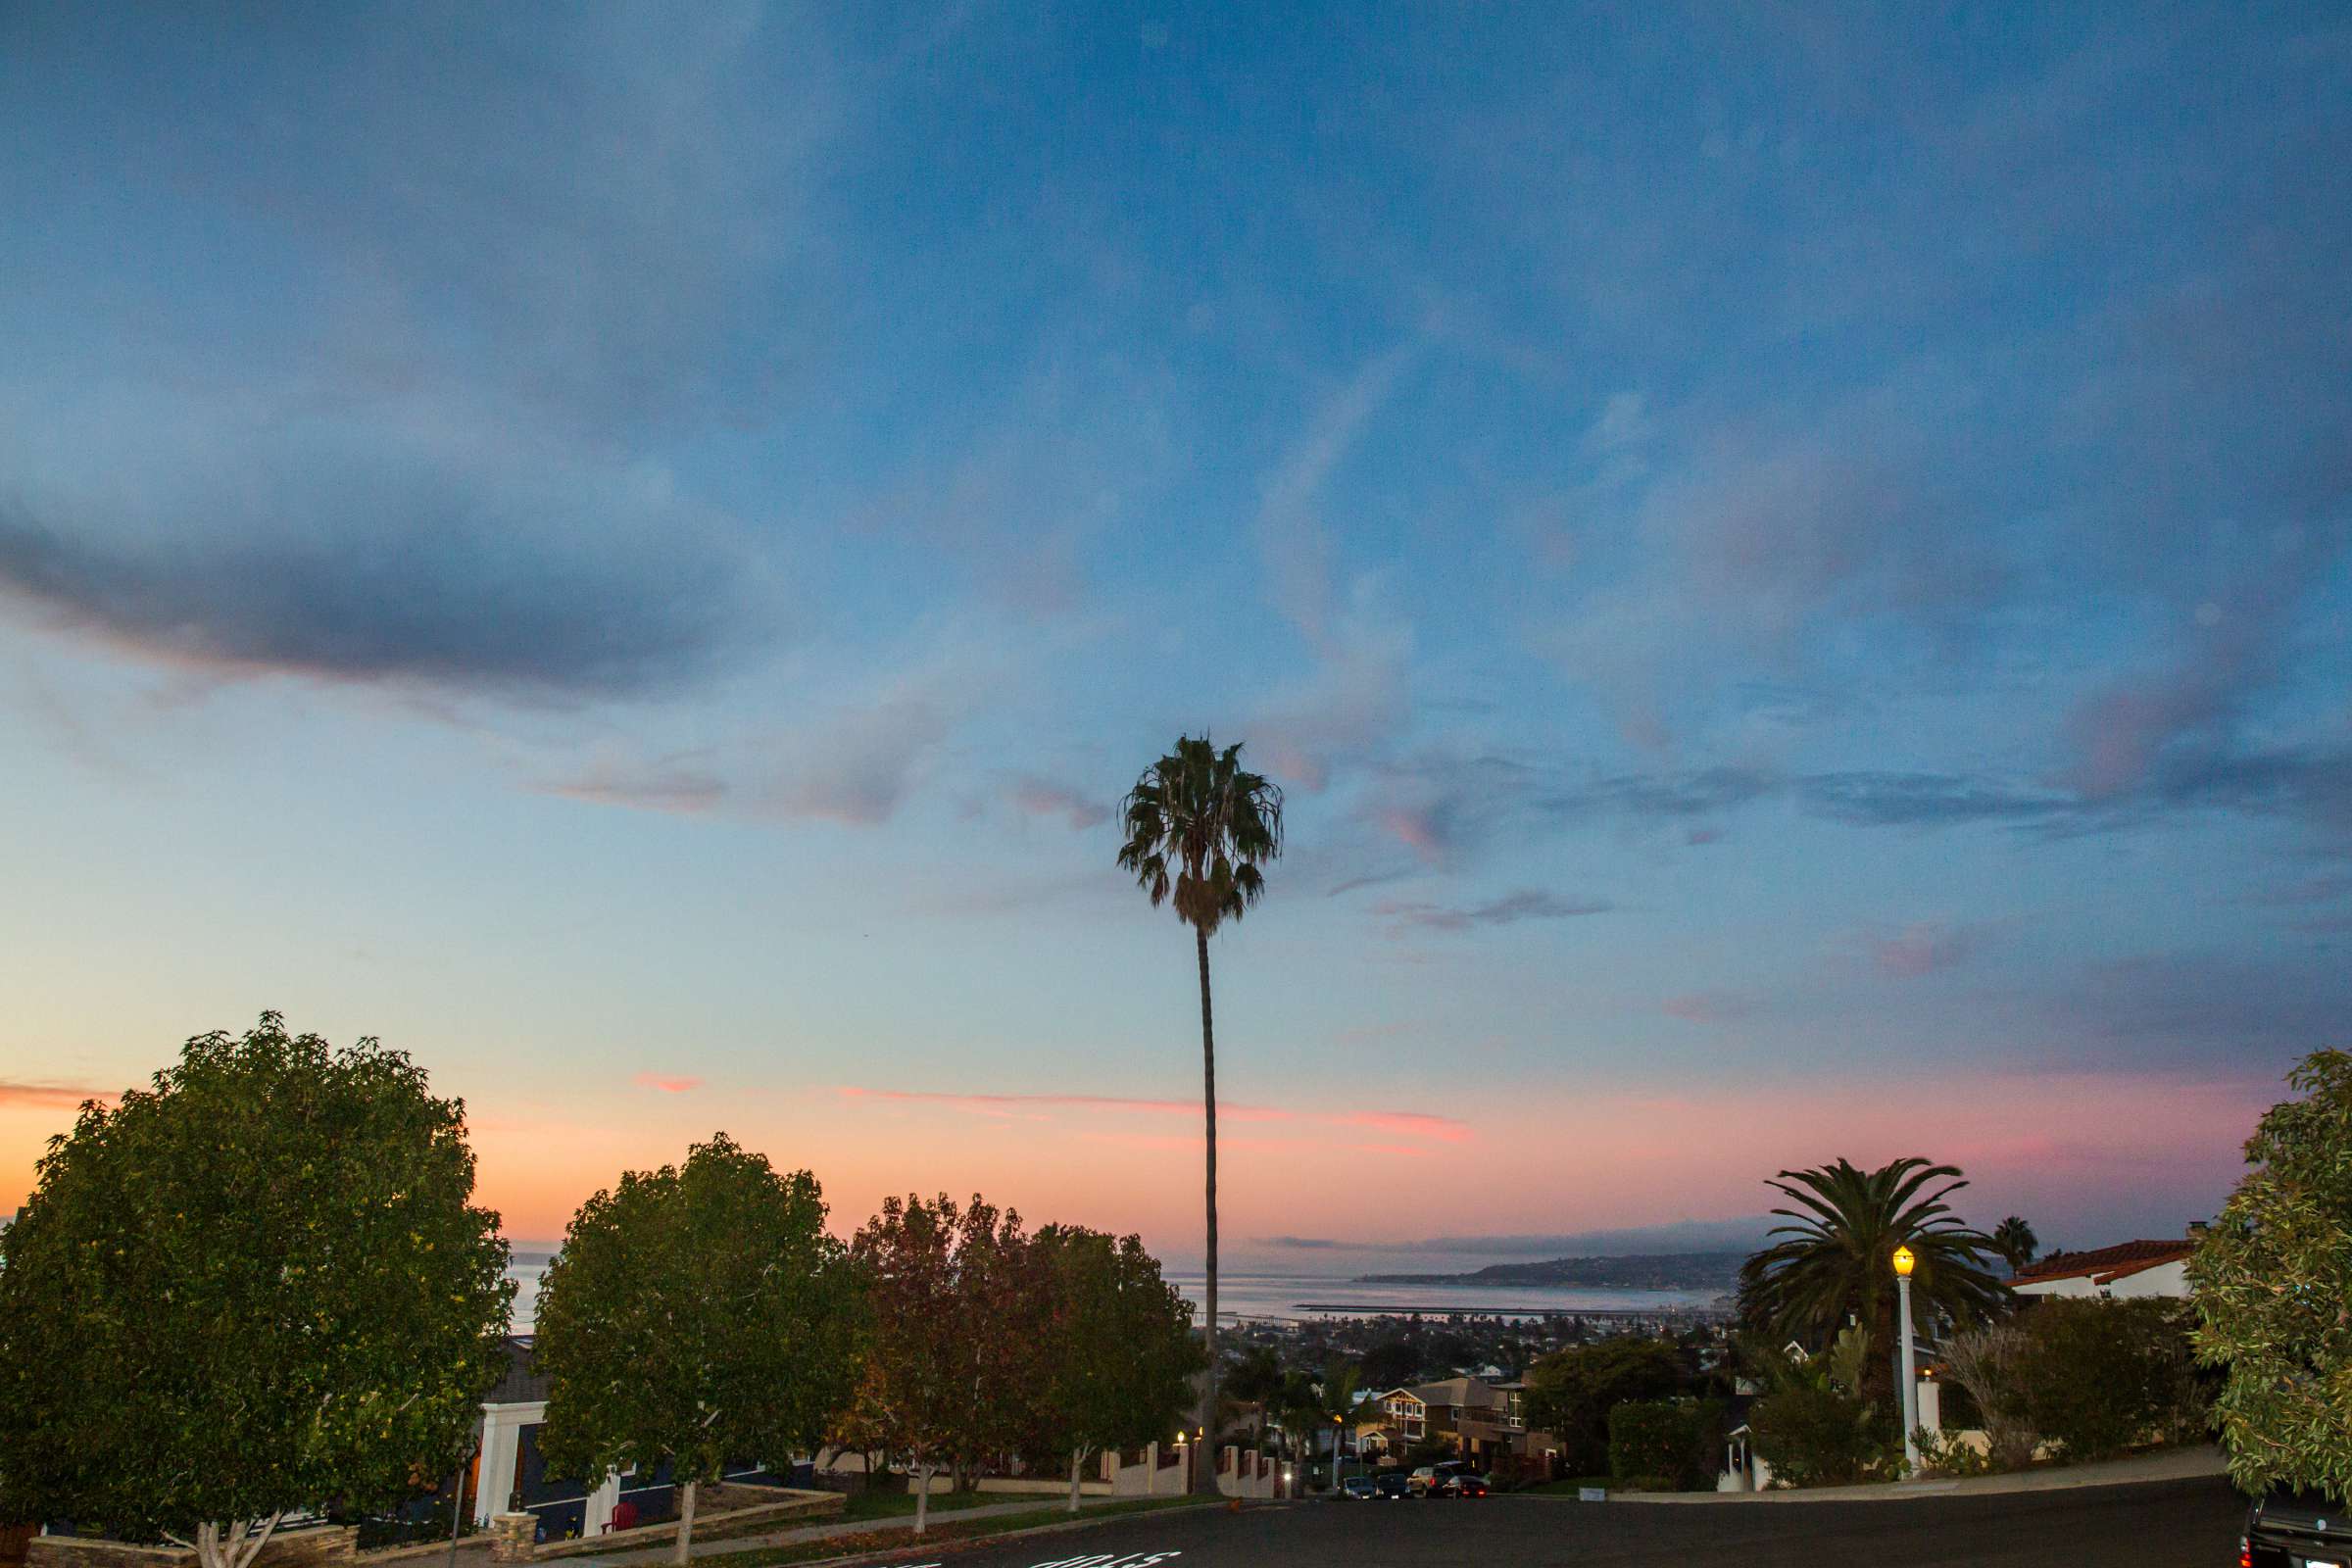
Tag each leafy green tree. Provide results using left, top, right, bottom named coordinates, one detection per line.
left=1738, top=1156, right=2009, bottom=1402
left=2192, top=1049, right=2352, bottom=1502
left=532, top=1135, right=864, bottom=1566
left=1990, top=1216, right=2038, bottom=1272
left=1745, top=1325, right=1889, bottom=1487
left=0, top=1014, right=511, bottom=1568
left=1117, top=733, right=1284, bottom=1481
left=2013, top=1298, right=2202, bottom=1462
left=852, top=1194, right=1038, bottom=1535
left=1521, top=1338, right=1689, bottom=1474
left=1607, top=1398, right=1726, bottom=1492
left=1359, top=1340, right=1423, bottom=1393
left=1029, top=1226, right=1200, bottom=1510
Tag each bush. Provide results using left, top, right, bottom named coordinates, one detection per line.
left=1941, top=1321, right=2040, bottom=1471
left=1607, top=1399, right=1726, bottom=1493
left=1748, top=1385, right=1885, bottom=1488
left=2014, top=1298, right=2203, bottom=1461
left=1522, top=1339, right=1690, bottom=1475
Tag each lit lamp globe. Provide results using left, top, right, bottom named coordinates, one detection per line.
left=1891, top=1244, right=1916, bottom=1277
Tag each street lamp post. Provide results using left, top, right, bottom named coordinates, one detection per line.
left=1891, top=1244, right=1920, bottom=1474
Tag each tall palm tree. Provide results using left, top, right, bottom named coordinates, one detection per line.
left=1990, top=1214, right=2038, bottom=1272
left=1117, top=734, right=1283, bottom=1486
left=1738, top=1156, right=2009, bottom=1405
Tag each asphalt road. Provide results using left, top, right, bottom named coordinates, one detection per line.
left=867, top=1479, right=2246, bottom=1568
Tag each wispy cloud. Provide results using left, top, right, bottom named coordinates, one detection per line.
left=838, top=1086, right=1471, bottom=1142
left=1863, top=919, right=2000, bottom=978
left=633, top=1073, right=703, bottom=1094
left=1006, top=776, right=1111, bottom=831
left=0, top=1081, right=113, bottom=1110
left=1374, top=889, right=1613, bottom=934
left=1661, top=991, right=1759, bottom=1025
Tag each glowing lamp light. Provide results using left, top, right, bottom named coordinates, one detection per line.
left=1891, top=1244, right=1916, bottom=1277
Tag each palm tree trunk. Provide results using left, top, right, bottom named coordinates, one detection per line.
left=1196, top=922, right=1219, bottom=1494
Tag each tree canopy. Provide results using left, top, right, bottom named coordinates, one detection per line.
left=2192, top=1048, right=2352, bottom=1503
left=531, top=1135, right=864, bottom=1564
left=1117, top=733, right=1284, bottom=939
left=851, top=1194, right=1037, bottom=1535
left=1521, top=1338, right=1690, bottom=1474
left=1028, top=1225, right=1200, bottom=1509
left=1738, top=1156, right=2009, bottom=1392
left=0, top=1015, right=512, bottom=1568
left=1991, top=1216, right=2038, bottom=1272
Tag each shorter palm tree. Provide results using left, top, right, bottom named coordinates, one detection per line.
left=1991, top=1215, right=2038, bottom=1272
left=1739, top=1156, right=2010, bottom=1404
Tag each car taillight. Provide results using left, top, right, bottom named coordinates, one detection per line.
left=2239, top=1536, right=2252, bottom=1568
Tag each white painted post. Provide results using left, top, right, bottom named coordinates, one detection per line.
left=474, top=1404, right=543, bottom=1527
left=583, top=1472, right=620, bottom=1538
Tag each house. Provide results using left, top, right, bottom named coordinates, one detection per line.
left=2008, top=1236, right=2198, bottom=1299
left=1352, top=1386, right=1429, bottom=1458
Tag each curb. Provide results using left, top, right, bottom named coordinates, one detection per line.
left=1509, top=1447, right=2228, bottom=1505
left=684, top=1497, right=1239, bottom=1568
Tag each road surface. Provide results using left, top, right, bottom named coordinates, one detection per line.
left=851, top=1478, right=2243, bottom=1568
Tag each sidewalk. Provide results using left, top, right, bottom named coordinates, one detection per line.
left=558, top=1493, right=1161, bottom=1567
left=1592, top=1445, right=2228, bottom=1504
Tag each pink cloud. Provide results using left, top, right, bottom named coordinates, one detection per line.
left=633, top=1073, right=702, bottom=1094
left=839, top=1087, right=1470, bottom=1143
left=1867, top=920, right=1994, bottom=978
left=1662, top=991, right=1754, bottom=1023
left=1337, top=1110, right=1473, bottom=1143
left=0, top=1081, right=112, bottom=1110
left=1372, top=805, right=1448, bottom=862
left=1007, top=777, right=1110, bottom=831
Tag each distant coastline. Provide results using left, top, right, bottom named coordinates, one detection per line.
left=1353, top=1250, right=1744, bottom=1292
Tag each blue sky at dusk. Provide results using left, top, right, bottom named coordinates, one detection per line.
left=3, top=3, right=2347, bottom=1264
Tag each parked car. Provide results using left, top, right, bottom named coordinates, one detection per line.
left=1437, top=1474, right=1491, bottom=1498
left=2245, top=1487, right=2352, bottom=1567
left=1409, top=1460, right=1467, bottom=1496
left=1372, top=1471, right=1414, bottom=1499
left=1339, top=1475, right=1376, bottom=1501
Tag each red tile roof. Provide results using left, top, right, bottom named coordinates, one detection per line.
left=2010, top=1239, right=2194, bottom=1287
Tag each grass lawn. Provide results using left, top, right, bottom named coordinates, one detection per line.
left=702, top=1495, right=1218, bottom=1568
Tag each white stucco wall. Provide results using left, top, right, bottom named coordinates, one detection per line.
left=2013, top=1257, right=2188, bottom=1299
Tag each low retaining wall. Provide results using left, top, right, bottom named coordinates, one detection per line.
left=527, top=1489, right=838, bottom=1561
left=30, top=1529, right=359, bottom=1568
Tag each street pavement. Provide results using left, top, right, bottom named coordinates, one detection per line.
left=845, top=1477, right=2246, bottom=1568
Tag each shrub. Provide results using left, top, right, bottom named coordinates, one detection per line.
left=1748, top=1385, right=1884, bottom=1488
left=1941, top=1321, right=2040, bottom=1471
left=1913, top=1428, right=1995, bottom=1479
left=1607, top=1399, right=1725, bottom=1493
left=1523, top=1339, right=1690, bottom=1476
left=2014, top=1298, right=2203, bottom=1461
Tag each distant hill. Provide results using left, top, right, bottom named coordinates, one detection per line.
left=1355, top=1250, right=1744, bottom=1291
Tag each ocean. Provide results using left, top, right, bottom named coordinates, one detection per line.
left=504, top=1258, right=1719, bottom=1331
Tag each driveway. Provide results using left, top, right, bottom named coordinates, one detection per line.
left=843, top=1477, right=2244, bottom=1568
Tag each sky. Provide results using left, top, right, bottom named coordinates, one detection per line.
left=2, top=3, right=2348, bottom=1271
